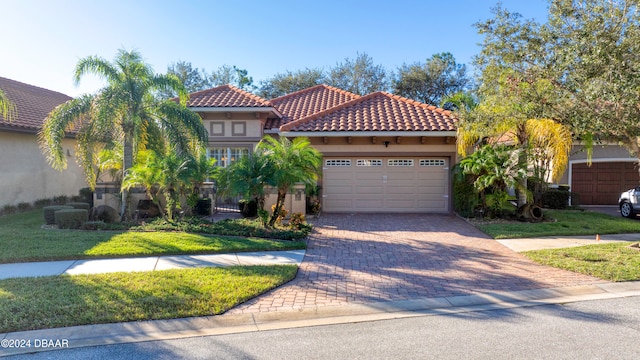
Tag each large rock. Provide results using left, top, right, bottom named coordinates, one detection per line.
left=89, top=205, right=121, bottom=223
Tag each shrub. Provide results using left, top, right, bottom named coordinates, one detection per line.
left=1, top=204, right=17, bottom=216
left=453, top=170, right=478, bottom=217
left=66, top=202, right=91, bottom=210
left=289, top=212, right=306, bottom=230
left=17, top=202, right=32, bottom=212
left=239, top=199, right=257, bottom=218
left=43, top=205, right=73, bottom=225
left=542, top=189, right=572, bottom=209
left=52, top=195, right=69, bottom=205
left=258, top=209, right=269, bottom=228
left=89, top=205, right=120, bottom=223
left=34, top=198, right=53, bottom=207
left=193, top=198, right=212, bottom=216
left=55, top=209, right=88, bottom=229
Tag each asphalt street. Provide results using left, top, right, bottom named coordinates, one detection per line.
left=9, top=296, right=640, bottom=360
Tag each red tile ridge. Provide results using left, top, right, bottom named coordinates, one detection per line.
left=187, top=84, right=273, bottom=107
left=270, top=84, right=361, bottom=105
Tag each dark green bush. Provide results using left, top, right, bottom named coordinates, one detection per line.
left=453, top=171, right=478, bottom=217
left=43, top=205, right=73, bottom=225
left=34, top=198, right=53, bottom=207
left=55, top=209, right=89, bottom=229
left=17, top=202, right=32, bottom=212
left=2, top=204, right=18, bottom=216
left=130, top=217, right=311, bottom=240
left=239, top=199, right=257, bottom=217
left=542, top=189, right=572, bottom=209
left=193, top=198, right=212, bottom=216
left=52, top=195, right=69, bottom=205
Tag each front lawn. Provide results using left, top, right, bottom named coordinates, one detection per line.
left=0, top=265, right=297, bottom=333
left=0, top=209, right=306, bottom=263
left=477, top=210, right=640, bottom=239
left=523, top=242, right=640, bottom=282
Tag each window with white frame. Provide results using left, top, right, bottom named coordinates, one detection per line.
left=356, top=159, right=383, bottom=166
left=209, top=147, right=250, bottom=167
left=419, top=159, right=446, bottom=167
left=325, top=159, right=352, bottom=166
left=388, top=159, right=414, bottom=166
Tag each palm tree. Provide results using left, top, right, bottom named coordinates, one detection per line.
left=257, top=136, right=322, bottom=227
left=216, top=152, right=270, bottom=212
left=39, top=49, right=207, bottom=219
left=0, top=89, right=16, bottom=121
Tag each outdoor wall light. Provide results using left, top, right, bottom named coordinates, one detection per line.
left=383, top=141, right=390, bottom=148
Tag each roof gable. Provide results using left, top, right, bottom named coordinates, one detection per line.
left=0, top=77, right=72, bottom=132
left=266, top=84, right=360, bottom=129
left=187, top=84, right=272, bottom=108
left=280, top=92, right=457, bottom=133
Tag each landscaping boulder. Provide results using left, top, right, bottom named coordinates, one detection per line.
left=89, top=205, right=120, bottom=223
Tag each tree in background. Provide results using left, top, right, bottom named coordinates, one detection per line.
left=256, top=68, right=326, bottom=99
left=474, top=0, right=640, bottom=162
left=0, top=89, right=16, bottom=121
left=40, top=49, right=208, bottom=219
left=209, top=64, right=254, bottom=90
left=327, top=52, right=388, bottom=95
left=161, top=60, right=212, bottom=98
left=393, top=52, right=470, bottom=106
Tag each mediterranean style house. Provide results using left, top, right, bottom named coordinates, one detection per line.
left=0, top=77, right=86, bottom=207
left=186, top=84, right=458, bottom=213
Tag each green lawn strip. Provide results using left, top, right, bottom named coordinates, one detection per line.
left=0, top=209, right=305, bottom=264
left=477, top=210, right=640, bottom=239
left=522, top=243, right=640, bottom=282
left=0, top=265, right=297, bottom=333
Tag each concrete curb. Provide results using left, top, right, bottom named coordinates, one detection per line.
left=2, top=281, right=639, bottom=357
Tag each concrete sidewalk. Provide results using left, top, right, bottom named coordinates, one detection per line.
left=0, top=250, right=306, bottom=280
left=1, top=281, right=639, bottom=357
left=497, top=233, right=640, bottom=252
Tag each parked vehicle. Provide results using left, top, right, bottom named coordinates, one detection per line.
left=619, top=187, right=640, bottom=218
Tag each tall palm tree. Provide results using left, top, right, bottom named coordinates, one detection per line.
left=39, top=49, right=207, bottom=219
left=257, top=136, right=322, bottom=227
left=0, top=89, right=16, bottom=121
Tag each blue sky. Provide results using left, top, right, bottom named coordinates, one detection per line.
left=1, top=0, right=549, bottom=97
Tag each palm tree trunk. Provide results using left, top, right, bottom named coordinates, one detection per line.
left=268, top=189, right=287, bottom=227
left=121, top=132, right=134, bottom=220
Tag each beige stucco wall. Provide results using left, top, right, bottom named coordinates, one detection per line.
left=0, top=131, right=87, bottom=206
left=199, top=112, right=265, bottom=141
left=308, top=136, right=456, bottom=156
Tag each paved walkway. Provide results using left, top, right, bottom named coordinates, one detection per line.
left=227, top=213, right=609, bottom=314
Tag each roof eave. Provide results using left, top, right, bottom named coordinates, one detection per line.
left=278, top=130, right=457, bottom=137
left=189, top=106, right=283, bottom=118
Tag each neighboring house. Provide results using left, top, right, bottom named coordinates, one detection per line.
left=558, top=143, right=639, bottom=206
left=187, top=84, right=458, bottom=213
left=0, top=77, right=86, bottom=207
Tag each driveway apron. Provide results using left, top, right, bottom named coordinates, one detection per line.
left=228, top=214, right=604, bottom=314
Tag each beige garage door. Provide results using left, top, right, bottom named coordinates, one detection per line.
left=322, top=157, right=449, bottom=213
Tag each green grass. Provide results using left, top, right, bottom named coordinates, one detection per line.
left=0, top=209, right=305, bottom=263
left=523, top=242, right=640, bottom=282
left=477, top=210, right=640, bottom=239
left=0, top=265, right=297, bottom=333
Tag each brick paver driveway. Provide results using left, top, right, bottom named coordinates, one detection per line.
left=229, top=214, right=603, bottom=314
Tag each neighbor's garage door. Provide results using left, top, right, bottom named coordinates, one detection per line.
left=322, top=157, right=449, bottom=213
left=572, top=162, right=640, bottom=205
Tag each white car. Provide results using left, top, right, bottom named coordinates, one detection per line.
left=619, top=187, right=640, bottom=218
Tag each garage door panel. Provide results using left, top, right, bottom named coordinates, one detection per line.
left=327, top=187, right=353, bottom=195
left=355, top=199, right=385, bottom=208
left=356, top=186, right=384, bottom=194
left=323, top=157, right=449, bottom=213
left=572, top=162, right=640, bottom=205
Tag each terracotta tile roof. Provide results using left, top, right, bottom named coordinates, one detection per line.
left=280, top=92, right=457, bottom=133
left=187, top=84, right=273, bottom=108
left=0, top=77, right=72, bottom=132
left=266, top=84, right=360, bottom=129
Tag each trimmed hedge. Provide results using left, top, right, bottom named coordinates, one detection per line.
left=66, top=202, right=91, bottom=210
left=55, top=209, right=88, bottom=229
left=43, top=205, right=73, bottom=225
